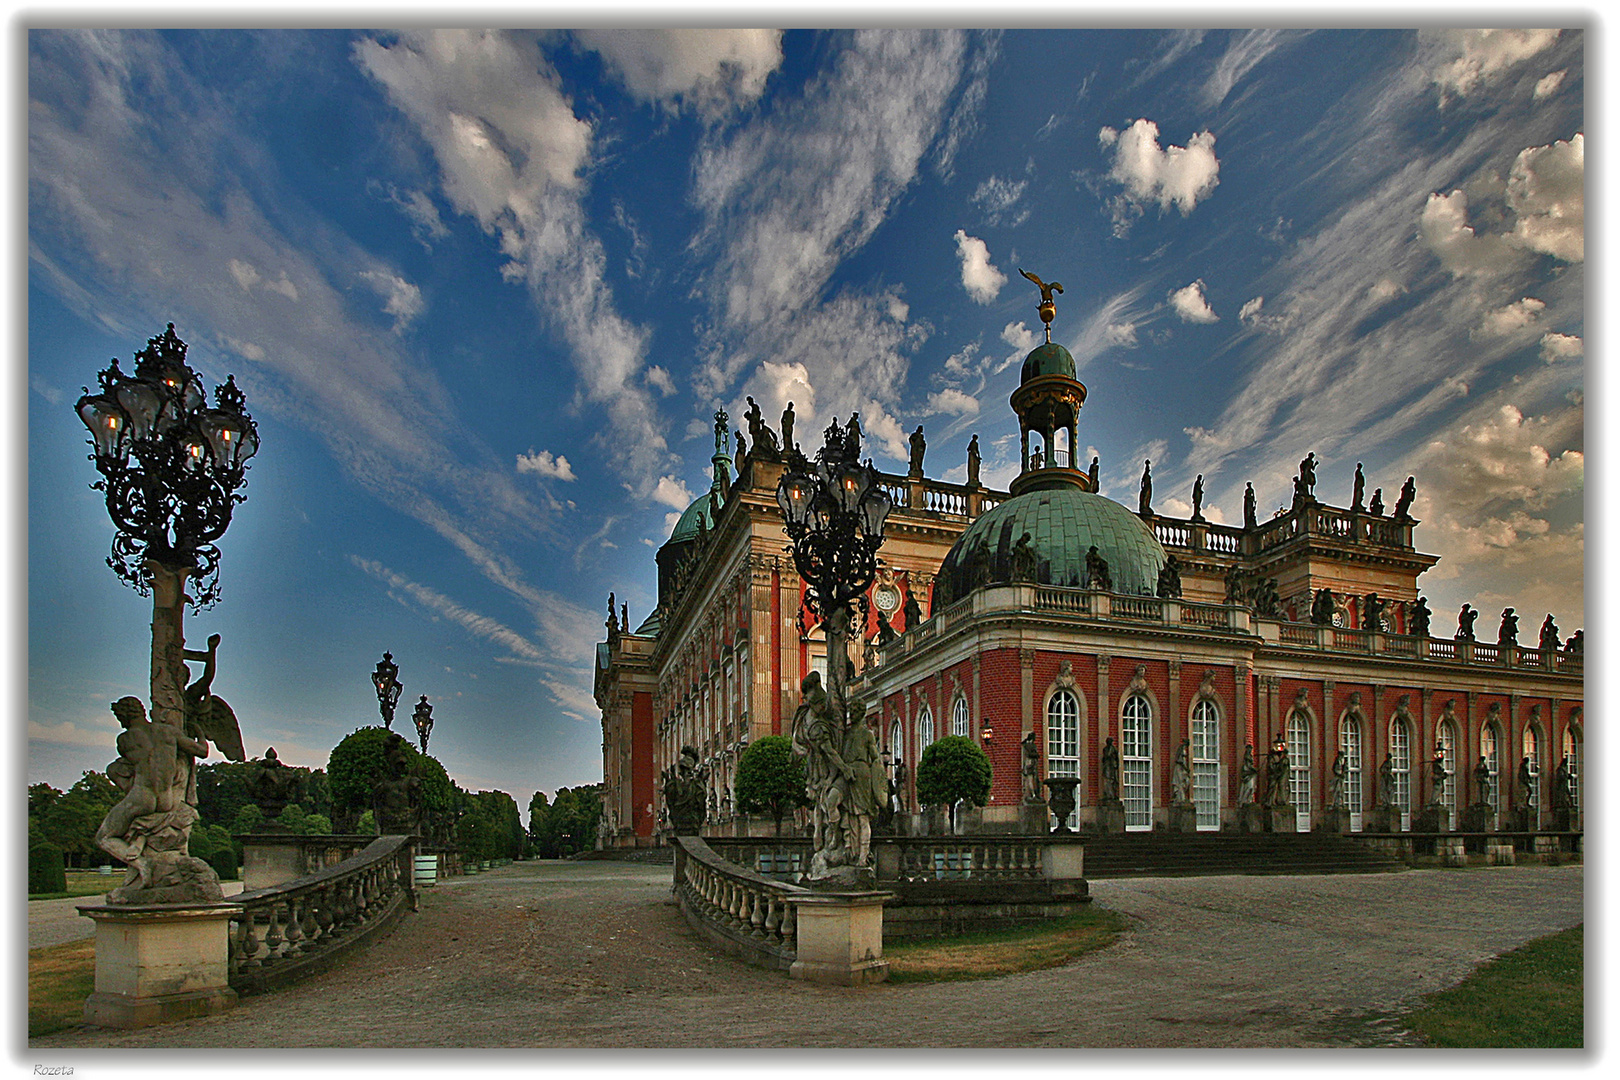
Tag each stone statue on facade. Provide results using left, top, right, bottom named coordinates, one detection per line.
left=1298, top=452, right=1318, bottom=498
left=663, top=745, right=707, bottom=835
left=1551, top=756, right=1574, bottom=812
left=1377, top=752, right=1397, bottom=808
left=781, top=401, right=795, bottom=453
left=1243, top=482, right=1257, bottom=530
left=873, top=609, right=898, bottom=646
left=1225, top=565, right=1246, bottom=606
left=1351, top=463, right=1365, bottom=512
left=1089, top=455, right=1100, bottom=490
left=1539, top=613, right=1560, bottom=653
left=967, top=435, right=981, bottom=488
left=908, top=425, right=927, bottom=479
left=1393, top=476, right=1416, bottom=520
left=1010, top=531, right=1039, bottom=583
left=1084, top=545, right=1112, bottom=591
left=1021, top=731, right=1042, bottom=802
left=1329, top=749, right=1348, bottom=809
left=1368, top=488, right=1384, bottom=516
left=373, top=731, right=423, bottom=835
left=1190, top=475, right=1205, bottom=521
left=1410, top=595, right=1432, bottom=638
left=844, top=412, right=863, bottom=458
left=1172, top=739, right=1193, bottom=804
left=1239, top=744, right=1258, bottom=803
left=1430, top=746, right=1449, bottom=806
left=1265, top=735, right=1290, bottom=807
left=735, top=430, right=746, bottom=461
left=744, top=396, right=780, bottom=460
left=1362, top=592, right=1385, bottom=631
left=1251, top=577, right=1280, bottom=618
left=1564, top=629, right=1583, bottom=654
left=1100, top=737, right=1120, bottom=801
left=1498, top=608, right=1519, bottom=647
left=247, top=747, right=302, bottom=824
left=1156, top=553, right=1182, bottom=599
left=838, top=696, right=887, bottom=870
left=1456, top=603, right=1477, bottom=641
left=1139, top=460, right=1153, bottom=515
left=1515, top=756, right=1535, bottom=811
left=903, top=589, right=924, bottom=630
left=606, top=592, right=620, bottom=640
left=1310, top=588, right=1336, bottom=626
left=1471, top=755, right=1492, bottom=807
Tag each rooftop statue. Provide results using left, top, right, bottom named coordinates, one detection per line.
left=1499, top=607, right=1519, bottom=647
left=1010, top=531, right=1039, bottom=583
left=1019, top=268, right=1064, bottom=340
left=1310, top=587, right=1337, bottom=626
left=744, top=396, right=780, bottom=460
left=1394, top=476, right=1416, bottom=521
left=1368, top=488, right=1384, bottom=516
left=1155, top=553, right=1183, bottom=599
left=967, top=434, right=982, bottom=488
left=1243, top=482, right=1257, bottom=530
left=1410, top=595, right=1432, bottom=638
left=781, top=401, right=795, bottom=453
left=1351, top=463, right=1365, bottom=512
left=1084, top=545, right=1112, bottom=591
left=1362, top=592, right=1385, bottom=631
left=1191, top=474, right=1205, bottom=521
left=1564, top=629, right=1583, bottom=654
left=1456, top=603, right=1477, bottom=641
left=1139, top=459, right=1153, bottom=516
left=1224, top=565, right=1246, bottom=606
left=1298, top=452, right=1318, bottom=498
left=1089, top=455, right=1100, bottom=490
left=903, top=589, right=924, bottom=630
left=908, top=425, right=927, bottom=478
left=845, top=411, right=862, bottom=458
left=735, top=430, right=746, bottom=460
left=1539, top=613, right=1560, bottom=652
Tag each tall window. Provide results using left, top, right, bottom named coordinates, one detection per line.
left=1438, top=720, right=1458, bottom=830
left=1481, top=724, right=1501, bottom=826
left=889, top=719, right=905, bottom=765
left=1340, top=715, right=1363, bottom=832
left=1191, top=700, right=1220, bottom=830
left=916, top=704, right=935, bottom=751
left=1047, top=690, right=1079, bottom=828
left=951, top=694, right=971, bottom=738
left=1121, top=695, right=1153, bottom=831
left=1390, top=717, right=1411, bottom=831
left=1523, top=727, right=1542, bottom=812
left=1288, top=712, right=1311, bottom=832
left=1562, top=727, right=1581, bottom=814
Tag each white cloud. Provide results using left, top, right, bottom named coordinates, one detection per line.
left=360, top=269, right=424, bottom=330
left=574, top=29, right=783, bottom=121
left=1104, top=321, right=1138, bottom=347
left=646, top=365, right=677, bottom=396
left=653, top=475, right=695, bottom=510
left=926, top=388, right=979, bottom=416
left=1539, top=332, right=1583, bottom=363
left=374, top=183, right=450, bottom=247
left=1202, top=30, right=1303, bottom=107
left=953, top=229, right=1006, bottom=303
left=351, top=556, right=548, bottom=663
left=1168, top=280, right=1218, bottom=324
left=29, top=718, right=119, bottom=749
left=1508, top=134, right=1583, bottom=263
left=1419, top=189, right=1527, bottom=277
left=1097, top=119, right=1219, bottom=235
left=1423, top=29, right=1561, bottom=100
left=971, top=173, right=1028, bottom=227
left=541, top=677, right=601, bottom=723
left=1534, top=70, right=1568, bottom=100
left=1368, top=279, right=1406, bottom=303
left=1001, top=321, right=1038, bottom=351
left=1475, top=297, right=1545, bottom=338
left=515, top=448, right=577, bottom=481
left=228, top=258, right=259, bottom=291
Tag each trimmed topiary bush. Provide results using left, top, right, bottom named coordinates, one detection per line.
left=206, top=846, right=239, bottom=881
left=914, top=735, right=993, bottom=811
left=735, top=735, right=810, bottom=832
left=29, top=844, right=67, bottom=895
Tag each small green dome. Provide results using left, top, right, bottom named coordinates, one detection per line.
left=935, top=487, right=1167, bottom=604
left=668, top=493, right=717, bottom=544
left=1021, top=341, right=1076, bottom=383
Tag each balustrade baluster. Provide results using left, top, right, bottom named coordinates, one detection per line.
left=263, top=903, right=285, bottom=964
left=238, top=912, right=261, bottom=971
left=750, top=889, right=768, bottom=938
left=764, top=896, right=783, bottom=940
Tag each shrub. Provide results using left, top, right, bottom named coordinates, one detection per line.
left=206, top=846, right=239, bottom=881
left=915, top=735, right=992, bottom=810
left=735, top=736, right=810, bottom=831
left=29, top=844, right=67, bottom=895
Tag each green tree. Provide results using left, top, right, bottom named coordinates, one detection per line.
left=915, top=736, right=992, bottom=823
left=328, top=727, right=454, bottom=833
left=42, top=771, right=121, bottom=867
left=734, top=735, right=810, bottom=832
left=540, top=785, right=602, bottom=856
left=526, top=790, right=551, bottom=857
left=29, top=782, right=63, bottom=817
left=228, top=803, right=264, bottom=836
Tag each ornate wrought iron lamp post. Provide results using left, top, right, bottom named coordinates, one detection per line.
left=413, top=694, right=435, bottom=754
left=75, top=323, right=259, bottom=745
left=372, top=651, right=403, bottom=730
left=775, top=421, right=893, bottom=713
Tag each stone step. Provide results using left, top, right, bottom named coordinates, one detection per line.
left=1079, top=833, right=1405, bottom=878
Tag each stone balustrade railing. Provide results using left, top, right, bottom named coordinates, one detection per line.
left=672, top=835, right=803, bottom=971
left=228, top=834, right=415, bottom=995
left=705, top=835, right=1079, bottom=885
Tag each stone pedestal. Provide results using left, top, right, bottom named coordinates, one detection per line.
left=78, top=902, right=240, bottom=1028
left=1238, top=803, right=1266, bottom=834
left=1413, top=805, right=1448, bottom=835
left=1267, top=805, right=1297, bottom=833
left=1364, top=805, right=1400, bottom=833
left=1018, top=801, right=1050, bottom=834
left=1322, top=806, right=1351, bottom=834
left=240, top=836, right=305, bottom=891
left=788, top=891, right=894, bottom=986
left=1460, top=802, right=1495, bottom=835
left=1168, top=800, right=1198, bottom=834
left=1095, top=798, right=1126, bottom=834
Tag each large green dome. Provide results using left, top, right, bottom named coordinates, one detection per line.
left=934, top=487, right=1167, bottom=605
left=668, top=492, right=717, bottom=544
left=1020, top=341, right=1076, bottom=382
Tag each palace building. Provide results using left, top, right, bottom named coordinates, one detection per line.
left=594, top=321, right=1583, bottom=848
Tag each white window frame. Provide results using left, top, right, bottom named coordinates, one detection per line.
left=1523, top=726, right=1541, bottom=812
left=1390, top=717, right=1412, bottom=831
left=916, top=704, right=935, bottom=752
left=951, top=694, right=971, bottom=738
left=1288, top=711, right=1311, bottom=832
left=1438, top=721, right=1458, bottom=830
left=1562, top=728, right=1580, bottom=814
left=1340, top=715, right=1363, bottom=832
left=1046, top=690, right=1080, bottom=829
left=1121, top=695, right=1153, bottom=831
left=1191, top=699, right=1220, bottom=831
left=1481, top=723, right=1501, bottom=828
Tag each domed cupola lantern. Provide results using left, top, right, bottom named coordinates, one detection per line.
left=1010, top=270, right=1091, bottom=498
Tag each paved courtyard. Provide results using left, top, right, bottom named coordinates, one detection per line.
left=32, top=859, right=1583, bottom=1048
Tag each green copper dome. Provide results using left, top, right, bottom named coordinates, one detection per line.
left=935, top=487, right=1167, bottom=605
left=668, top=492, right=718, bottom=544
left=1020, top=341, right=1076, bottom=383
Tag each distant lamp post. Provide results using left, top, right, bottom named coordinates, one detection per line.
left=412, top=695, right=435, bottom=754
left=980, top=721, right=995, bottom=743
left=75, top=322, right=258, bottom=733
left=775, top=422, right=892, bottom=711
left=371, top=651, right=403, bottom=730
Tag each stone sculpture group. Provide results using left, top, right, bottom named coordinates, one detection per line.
left=791, top=671, right=887, bottom=882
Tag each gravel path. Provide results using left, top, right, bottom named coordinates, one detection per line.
left=31, top=860, right=1583, bottom=1048
left=29, top=881, right=245, bottom=950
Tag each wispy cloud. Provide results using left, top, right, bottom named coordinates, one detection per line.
left=351, top=556, right=547, bottom=663
left=573, top=30, right=783, bottom=122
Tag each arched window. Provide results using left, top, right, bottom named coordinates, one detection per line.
left=889, top=719, right=905, bottom=765
left=1191, top=699, right=1220, bottom=830
left=1562, top=726, right=1581, bottom=815
left=1438, top=720, right=1458, bottom=830
left=1047, top=690, right=1079, bottom=828
left=916, top=704, right=935, bottom=751
left=1523, top=726, right=1542, bottom=813
left=951, top=694, right=971, bottom=738
left=1481, top=723, right=1501, bottom=827
left=1340, top=715, right=1363, bottom=832
left=1288, top=711, right=1311, bottom=832
left=1390, top=717, right=1412, bottom=831
left=1121, top=695, right=1153, bottom=831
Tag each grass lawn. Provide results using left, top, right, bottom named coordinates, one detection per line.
left=29, top=872, right=121, bottom=901
left=884, top=906, right=1128, bottom=983
left=28, top=940, right=95, bottom=1040
left=1401, top=925, right=1583, bottom=1047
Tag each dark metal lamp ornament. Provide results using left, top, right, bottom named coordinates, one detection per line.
left=372, top=651, right=403, bottom=730
left=413, top=694, right=435, bottom=754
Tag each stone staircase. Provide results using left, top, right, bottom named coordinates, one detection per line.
left=1080, top=831, right=1406, bottom=878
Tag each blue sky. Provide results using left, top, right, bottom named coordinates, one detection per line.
left=26, top=25, right=1586, bottom=816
